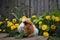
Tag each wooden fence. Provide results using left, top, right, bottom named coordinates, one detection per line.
left=0, top=0, right=60, bottom=18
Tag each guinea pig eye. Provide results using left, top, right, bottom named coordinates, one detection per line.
left=24, top=21, right=28, bottom=25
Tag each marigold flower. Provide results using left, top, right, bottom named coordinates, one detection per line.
left=22, top=16, right=27, bottom=18
left=31, top=15, right=36, bottom=18
left=12, top=18, right=16, bottom=23
left=51, top=25, right=56, bottom=30
left=45, top=16, right=50, bottom=20
left=42, top=25, right=47, bottom=30
left=52, top=15, right=55, bottom=21
left=39, top=21, right=42, bottom=25
left=0, top=21, right=3, bottom=25
left=7, top=21, right=14, bottom=27
left=15, top=23, right=19, bottom=28
left=11, top=25, right=16, bottom=30
left=55, top=17, right=59, bottom=22
left=43, top=32, right=49, bottom=37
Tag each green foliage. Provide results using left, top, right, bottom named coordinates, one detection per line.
left=0, top=9, right=60, bottom=38
left=11, top=7, right=28, bottom=20
left=32, top=11, right=60, bottom=37
left=48, top=36, right=60, bottom=40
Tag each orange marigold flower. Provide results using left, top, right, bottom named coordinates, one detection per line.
left=51, top=25, right=56, bottom=30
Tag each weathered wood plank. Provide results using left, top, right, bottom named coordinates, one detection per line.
left=37, top=0, right=41, bottom=16
left=58, top=0, right=60, bottom=9
left=49, top=0, right=53, bottom=11
left=25, top=0, right=30, bottom=17
left=31, top=0, right=35, bottom=16
left=44, top=0, right=49, bottom=12
left=0, top=0, right=60, bottom=18
left=0, top=36, right=48, bottom=40
left=40, top=0, right=45, bottom=13
left=34, top=0, right=38, bottom=15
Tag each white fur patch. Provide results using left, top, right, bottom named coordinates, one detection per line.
left=31, top=25, right=39, bottom=36
left=17, top=22, right=25, bottom=33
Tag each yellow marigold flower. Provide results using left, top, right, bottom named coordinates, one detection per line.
left=7, top=21, right=14, bottom=27
left=11, top=25, right=16, bottom=30
left=43, top=32, right=49, bottom=37
left=15, top=23, right=19, bottom=28
left=45, top=16, right=50, bottom=20
left=12, top=18, right=16, bottom=23
left=42, top=25, right=47, bottom=30
left=5, top=18, right=9, bottom=21
left=39, top=21, right=42, bottom=25
left=22, top=16, right=27, bottom=18
left=52, top=15, right=55, bottom=21
left=31, top=15, right=36, bottom=18
left=55, top=17, right=60, bottom=22
left=0, top=21, right=3, bottom=25
left=3, top=29, right=6, bottom=32
left=51, top=25, right=56, bottom=30
left=0, top=29, right=2, bottom=31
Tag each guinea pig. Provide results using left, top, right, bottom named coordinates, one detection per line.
left=17, top=18, right=38, bottom=37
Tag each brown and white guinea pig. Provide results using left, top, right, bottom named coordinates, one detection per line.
left=17, top=18, right=38, bottom=37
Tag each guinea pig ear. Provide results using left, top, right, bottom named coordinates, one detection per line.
left=26, top=20, right=33, bottom=25
left=22, top=18, right=27, bottom=22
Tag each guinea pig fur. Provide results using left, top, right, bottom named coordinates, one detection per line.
left=17, top=18, right=38, bottom=37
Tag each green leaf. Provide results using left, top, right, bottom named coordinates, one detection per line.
left=39, top=25, right=42, bottom=29
left=33, top=19, right=39, bottom=24
left=46, top=26, right=50, bottom=31
left=42, top=12, right=49, bottom=16
left=39, top=16, right=43, bottom=20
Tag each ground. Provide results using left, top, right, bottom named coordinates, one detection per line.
left=0, top=33, right=48, bottom=40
